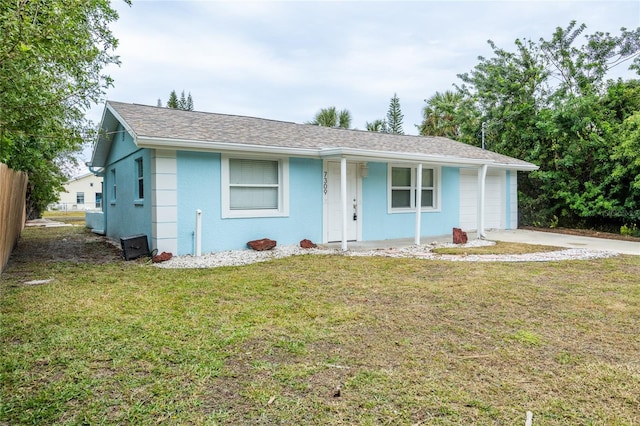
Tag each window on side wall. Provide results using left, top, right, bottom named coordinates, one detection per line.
left=76, top=192, right=85, bottom=204
left=221, top=155, right=289, bottom=218
left=135, top=157, right=144, bottom=200
left=389, top=165, right=439, bottom=212
left=111, top=169, right=116, bottom=202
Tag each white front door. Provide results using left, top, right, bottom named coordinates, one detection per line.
left=326, top=161, right=358, bottom=242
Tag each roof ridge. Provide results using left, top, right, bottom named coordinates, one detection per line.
left=107, top=100, right=299, bottom=126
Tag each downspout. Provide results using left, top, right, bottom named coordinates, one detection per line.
left=340, top=158, right=348, bottom=251
left=87, top=166, right=104, bottom=176
left=477, top=164, right=488, bottom=239
left=415, top=163, right=422, bottom=245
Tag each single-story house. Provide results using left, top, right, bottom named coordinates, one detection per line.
left=51, top=172, right=103, bottom=211
left=87, top=101, right=538, bottom=255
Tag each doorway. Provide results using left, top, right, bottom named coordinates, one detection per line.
left=326, top=161, right=358, bottom=242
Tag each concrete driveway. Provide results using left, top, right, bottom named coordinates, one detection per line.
left=485, top=229, right=640, bottom=256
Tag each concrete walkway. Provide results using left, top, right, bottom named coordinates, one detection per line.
left=324, top=229, right=639, bottom=256
left=485, top=229, right=639, bottom=256
left=25, top=218, right=73, bottom=228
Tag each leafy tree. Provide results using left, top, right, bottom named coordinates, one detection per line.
left=540, top=21, right=640, bottom=97
left=0, top=0, right=128, bottom=218
left=308, top=107, right=351, bottom=129
left=366, top=119, right=388, bottom=133
left=452, top=22, right=640, bottom=229
left=607, top=80, right=640, bottom=222
left=386, top=93, right=404, bottom=134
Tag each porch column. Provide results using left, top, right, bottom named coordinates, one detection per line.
left=340, top=157, right=348, bottom=251
left=415, top=163, right=422, bottom=245
left=477, top=164, right=488, bottom=239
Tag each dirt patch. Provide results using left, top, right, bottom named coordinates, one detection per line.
left=6, top=226, right=122, bottom=267
left=521, top=226, right=640, bottom=242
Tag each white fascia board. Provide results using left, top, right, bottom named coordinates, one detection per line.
left=89, top=106, right=114, bottom=167
left=135, top=137, right=539, bottom=171
left=487, top=162, right=539, bottom=171
left=106, top=103, right=137, bottom=140
left=320, top=147, right=489, bottom=167
left=90, top=103, right=139, bottom=168
left=323, top=148, right=539, bottom=171
left=136, top=136, right=320, bottom=157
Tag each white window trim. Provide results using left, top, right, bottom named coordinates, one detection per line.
left=388, top=164, right=441, bottom=213
left=221, top=154, right=290, bottom=218
left=110, top=169, right=117, bottom=204
left=135, top=157, right=144, bottom=202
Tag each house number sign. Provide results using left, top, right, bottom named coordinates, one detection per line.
left=323, top=171, right=328, bottom=195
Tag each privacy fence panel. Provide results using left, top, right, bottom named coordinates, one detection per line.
left=0, top=163, right=28, bottom=273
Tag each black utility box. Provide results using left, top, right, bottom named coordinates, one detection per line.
left=120, top=234, right=150, bottom=260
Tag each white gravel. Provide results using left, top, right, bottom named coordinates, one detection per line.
left=153, top=239, right=617, bottom=269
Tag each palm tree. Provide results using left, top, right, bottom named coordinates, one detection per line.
left=417, top=90, right=463, bottom=138
left=365, top=119, right=388, bottom=133
left=308, top=107, right=352, bottom=129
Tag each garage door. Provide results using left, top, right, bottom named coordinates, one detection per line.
left=459, top=169, right=505, bottom=231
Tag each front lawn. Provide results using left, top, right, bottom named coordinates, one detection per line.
left=1, top=227, right=639, bottom=425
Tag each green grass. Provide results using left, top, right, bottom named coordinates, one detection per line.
left=1, top=227, right=639, bottom=424
left=432, top=241, right=562, bottom=255
left=42, top=210, right=86, bottom=225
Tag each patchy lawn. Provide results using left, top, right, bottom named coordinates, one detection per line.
left=431, top=241, right=561, bottom=255
left=1, top=227, right=639, bottom=425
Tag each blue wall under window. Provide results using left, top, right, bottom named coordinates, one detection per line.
left=361, top=162, right=460, bottom=240
left=176, top=153, right=323, bottom=253
left=103, top=124, right=152, bottom=245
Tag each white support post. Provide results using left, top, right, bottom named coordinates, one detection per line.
left=195, top=209, right=202, bottom=256
left=340, top=158, right=348, bottom=251
left=415, top=163, right=422, bottom=245
left=477, top=164, right=488, bottom=239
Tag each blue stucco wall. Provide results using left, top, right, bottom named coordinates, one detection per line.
left=102, top=124, right=152, bottom=245
left=361, top=163, right=461, bottom=240
left=176, top=153, right=323, bottom=253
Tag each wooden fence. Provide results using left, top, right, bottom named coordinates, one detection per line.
left=0, top=162, right=28, bottom=273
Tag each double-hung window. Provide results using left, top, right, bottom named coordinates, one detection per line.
left=135, top=158, right=144, bottom=200
left=110, top=169, right=117, bottom=202
left=222, top=155, right=289, bottom=218
left=76, top=192, right=85, bottom=205
left=389, top=165, right=439, bottom=212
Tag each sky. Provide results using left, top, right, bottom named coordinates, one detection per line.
left=83, top=0, right=640, bottom=163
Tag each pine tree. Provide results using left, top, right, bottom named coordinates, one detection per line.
left=386, top=93, right=404, bottom=135
left=167, top=90, right=179, bottom=109
left=166, top=90, right=194, bottom=110
left=186, top=93, right=194, bottom=111
left=178, top=91, right=187, bottom=110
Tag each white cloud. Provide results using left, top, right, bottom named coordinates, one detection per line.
left=87, top=0, right=640, bottom=142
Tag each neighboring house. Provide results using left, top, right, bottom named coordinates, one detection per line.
left=53, top=173, right=103, bottom=211
left=88, top=101, right=538, bottom=255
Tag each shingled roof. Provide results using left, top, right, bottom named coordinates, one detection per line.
left=91, top=101, right=538, bottom=170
